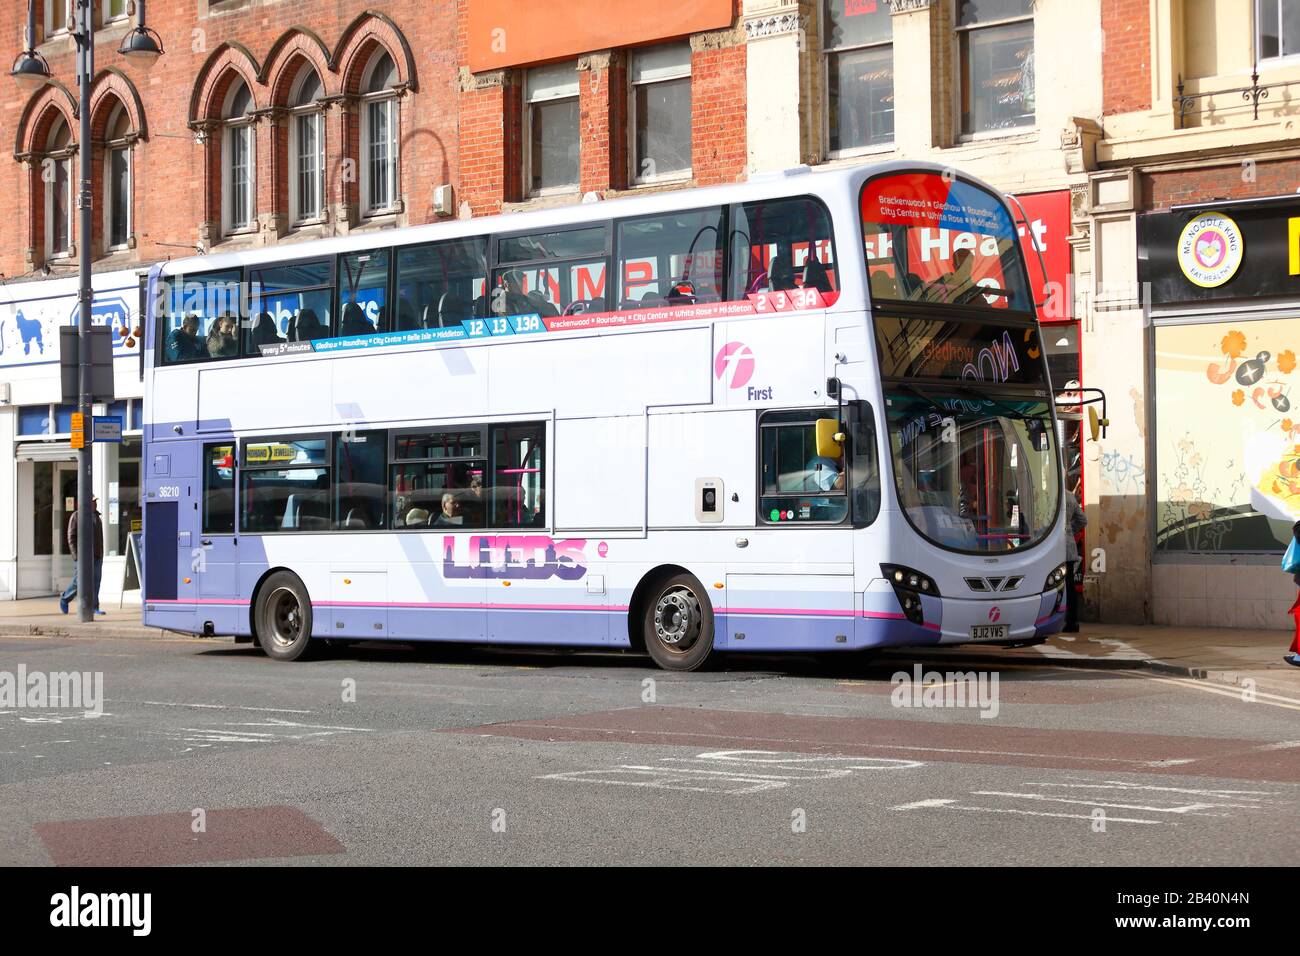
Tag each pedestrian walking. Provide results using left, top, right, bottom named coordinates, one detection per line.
left=1283, top=519, right=1300, bottom=667
left=59, top=496, right=106, bottom=617
left=1063, top=488, right=1087, bottom=633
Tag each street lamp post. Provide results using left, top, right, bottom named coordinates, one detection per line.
left=11, top=0, right=162, bottom=623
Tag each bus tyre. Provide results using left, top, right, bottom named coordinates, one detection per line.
left=642, top=573, right=714, bottom=671
left=254, top=572, right=315, bottom=662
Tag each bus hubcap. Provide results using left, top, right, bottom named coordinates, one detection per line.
left=654, top=587, right=700, bottom=649
left=269, top=588, right=303, bottom=647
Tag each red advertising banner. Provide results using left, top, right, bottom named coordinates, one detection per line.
left=1013, top=190, right=1073, bottom=322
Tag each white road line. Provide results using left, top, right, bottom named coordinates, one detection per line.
left=892, top=798, right=957, bottom=810
left=1144, top=676, right=1300, bottom=711
left=904, top=802, right=1168, bottom=825
left=122, top=700, right=313, bottom=714
left=1025, top=780, right=1276, bottom=797
left=970, top=790, right=1238, bottom=814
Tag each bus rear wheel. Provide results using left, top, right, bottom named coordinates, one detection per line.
left=642, top=573, right=714, bottom=671
left=254, top=571, right=315, bottom=662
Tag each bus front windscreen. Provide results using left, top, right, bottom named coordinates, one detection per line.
left=884, top=386, right=1060, bottom=554
left=861, top=172, right=1032, bottom=312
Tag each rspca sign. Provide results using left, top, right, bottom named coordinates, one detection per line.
left=0, top=285, right=138, bottom=369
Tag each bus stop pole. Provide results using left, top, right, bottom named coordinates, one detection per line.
left=75, top=0, right=94, bottom=623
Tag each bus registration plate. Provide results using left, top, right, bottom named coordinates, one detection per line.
left=969, top=625, right=1007, bottom=640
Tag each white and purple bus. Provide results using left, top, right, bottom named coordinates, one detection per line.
left=140, top=161, right=1067, bottom=670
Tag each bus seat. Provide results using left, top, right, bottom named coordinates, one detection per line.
left=438, top=291, right=472, bottom=326
left=340, top=303, right=372, bottom=336
left=768, top=255, right=796, bottom=291
left=802, top=257, right=833, bottom=292
left=297, top=309, right=327, bottom=340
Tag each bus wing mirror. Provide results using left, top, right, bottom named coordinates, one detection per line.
left=1086, top=406, right=1110, bottom=442
left=816, top=418, right=844, bottom=459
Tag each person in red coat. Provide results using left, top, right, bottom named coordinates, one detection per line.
left=1287, top=520, right=1300, bottom=667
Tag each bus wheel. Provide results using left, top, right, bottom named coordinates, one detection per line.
left=642, top=573, right=714, bottom=671
left=255, top=572, right=315, bottom=662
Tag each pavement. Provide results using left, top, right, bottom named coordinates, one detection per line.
left=2, top=596, right=1296, bottom=694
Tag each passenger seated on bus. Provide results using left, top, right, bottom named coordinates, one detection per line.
left=165, top=315, right=203, bottom=362
left=205, top=314, right=238, bottom=357
left=296, top=308, right=328, bottom=340
left=524, top=289, right=559, bottom=318
left=248, top=312, right=284, bottom=349
left=434, top=493, right=463, bottom=526
left=403, top=507, right=429, bottom=527
left=530, top=490, right=546, bottom=527
left=340, top=302, right=373, bottom=337
left=666, top=280, right=697, bottom=305
left=802, top=257, right=833, bottom=293
left=804, top=455, right=845, bottom=492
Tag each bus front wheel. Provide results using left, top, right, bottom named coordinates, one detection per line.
left=254, top=571, right=315, bottom=662
left=642, top=573, right=714, bottom=671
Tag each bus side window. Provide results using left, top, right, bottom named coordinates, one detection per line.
left=727, top=197, right=838, bottom=301
left=395, top=238, right=489, bottom=331
left=334, top=430, right=388, bottom=529
left=494, top=225, right=609, bottom=318
left=248, top=259, right=334, bottom=348
left=616, top=206, right=724, bottom=309
left=338, top=250, right=389, bottom=337
left=164, top=269, right=243, bottom=365
left=489, top=422, right=545, bottom=528
left=202, top=443, right=236, bottom=534
left=849, top=401, right=882, bottom=527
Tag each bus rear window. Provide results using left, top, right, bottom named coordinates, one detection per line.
left=861, top=172, right=1031, bottom=312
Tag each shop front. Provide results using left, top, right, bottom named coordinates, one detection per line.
left=0, top=269, right=145, bottom=603
left=1139, top=196, right=1300, bottom=629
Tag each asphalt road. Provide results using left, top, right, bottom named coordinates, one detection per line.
left=1, top=633, right=1298, bottom=866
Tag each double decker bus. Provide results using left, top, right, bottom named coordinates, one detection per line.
left=140, top=161, right=1066, bottom=670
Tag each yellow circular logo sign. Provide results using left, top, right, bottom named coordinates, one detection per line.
left=1177, top=212, right=1244, bottom=288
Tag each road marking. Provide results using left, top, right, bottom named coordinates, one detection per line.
left=970, top=791, right=1235, bottom=815
left=893, top=798, right=957, bottom=810
left=1145, top=675, right=1300, bottom=711
left=1026, top=780, right=1277, bottom=797
left=122, top=700, right=313, bottom=714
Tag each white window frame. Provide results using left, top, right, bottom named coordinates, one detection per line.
left=955, top=1, right=1036, bottom=140
left=44, top=1, right=70, bottom=37
left=104, top=143, right=132, bottom=252
left=289, top=108, right=325, bottom=225
left=1256, top=0, right=1300, bottom=67
left=222, top=115, right=256, bottom=236
left=524, top=62, right=581, bottom=198
left=629, top=44, right=693, bottom=186
left=822, top=0, right=896, bottom=159
left=358, top=96, right=397, bottom=215
left=103, top=0, right=129, bottom=23
left=43, top=118, right=74, bottom=261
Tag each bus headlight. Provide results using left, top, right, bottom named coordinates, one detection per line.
left=881, top=564, right=939, bottom=626
left=1043, top=563, right=1069, bottom=593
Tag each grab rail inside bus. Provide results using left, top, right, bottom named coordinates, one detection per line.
left=1003, top=192, right=1049, bottom=312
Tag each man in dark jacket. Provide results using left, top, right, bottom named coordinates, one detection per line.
left=59, top=496, right=105, bottom=616
left=1063, top=490, right=1088, bottom=632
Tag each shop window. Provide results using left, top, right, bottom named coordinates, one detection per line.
left=824, top=0, right=895, bottom=153
left=44, top=116, right=75, bottom=260
left=1258, top=0, right=1300, bottom=61
left=18, top=405, right=52, bottom=436
left=617, top=206, right=724, bottom=308
left=630, top=44, right=692, bottom=184
left=526, top=63, right=580, bottom=195
left=394, top=237, right=489, bottom=330
left=1155, top=318, right=1300, bottom=553
left=957, top=0, right=1035, bottom=135
left=117, top=441, right=142, bottom=554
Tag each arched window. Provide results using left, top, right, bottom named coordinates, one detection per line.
left=289, top=67, right=325, bottom=224
left=104, top=103, right=132, bottom=250
left=360, top=51, right=399, bottom=216
left=222, top=80, right=256, bottom=235
left=44, top=116, right=74, bottom=259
